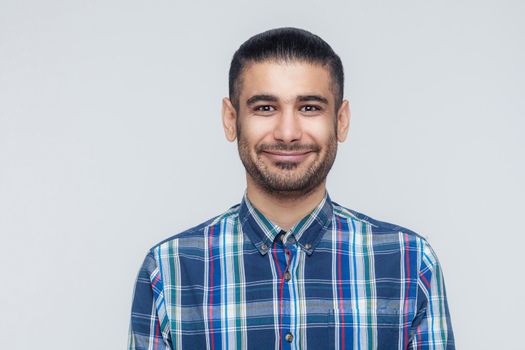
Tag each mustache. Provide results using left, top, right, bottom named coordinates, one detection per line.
left=257, top=143, right=320, bottom=152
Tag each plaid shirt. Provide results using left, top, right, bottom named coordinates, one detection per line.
left=128, top=191, right=454, bottom=349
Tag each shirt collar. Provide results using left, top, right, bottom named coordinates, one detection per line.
left=239, top=190, right=334, bottom=256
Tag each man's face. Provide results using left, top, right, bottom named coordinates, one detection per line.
left=224, top=60, right=349, bottom=197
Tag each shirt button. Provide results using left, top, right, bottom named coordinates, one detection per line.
left=260, top=243, right=268, bottom=252
left=304, top=243, right=312, bottom=250
left=284, top=271, right=291, bottom=282
left=285, top=332, right=294, bottom=342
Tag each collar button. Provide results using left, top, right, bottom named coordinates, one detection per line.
left=284, top=271, right=292, bottom=282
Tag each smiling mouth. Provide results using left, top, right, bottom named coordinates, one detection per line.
left=262, top=150, right=314, bottom=162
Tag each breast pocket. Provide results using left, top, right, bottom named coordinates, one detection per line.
left=326, top=302, right=402, bottom=349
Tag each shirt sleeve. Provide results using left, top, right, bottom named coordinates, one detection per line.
left=128, top=250, right=172, bottom=350
left=408, top=239, right=455, bottom=350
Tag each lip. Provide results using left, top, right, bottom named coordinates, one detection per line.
left=262, top=150, right=313, bottom=162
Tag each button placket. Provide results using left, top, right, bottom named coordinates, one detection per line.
left=276, top=242, right=298, bottom=348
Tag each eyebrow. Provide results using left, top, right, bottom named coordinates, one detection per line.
left=297, top=95, right=329, bottom=105
left=245, top=94, right=329, bottom=106
left=246, top=94, right=278, bottom=106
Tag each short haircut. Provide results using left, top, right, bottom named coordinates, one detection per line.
left=228, top=27, right=345, bottom=112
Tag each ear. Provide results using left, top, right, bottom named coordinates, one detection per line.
left=336, top=99, right=350, bottom=142
left=222, top=97, right=237, bottom=142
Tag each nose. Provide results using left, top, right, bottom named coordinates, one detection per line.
left=273, top=107, right=302, bottom=143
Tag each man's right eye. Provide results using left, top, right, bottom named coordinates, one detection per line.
left=254, top=105, right=276, bottom=112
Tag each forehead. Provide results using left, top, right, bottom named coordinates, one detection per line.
left=238, top=61, right=334, bottom=104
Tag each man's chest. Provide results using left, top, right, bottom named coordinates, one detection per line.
left=160, top=236, right=420, bottom=349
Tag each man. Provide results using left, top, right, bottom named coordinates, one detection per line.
left=128, top=27, right=455, bottom=349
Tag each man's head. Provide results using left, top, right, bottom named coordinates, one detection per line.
left=222, top=27, right=350, bottom=198
left=228, top=27, right=345, bottom=116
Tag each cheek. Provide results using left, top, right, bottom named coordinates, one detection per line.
left=239, top=119, right=274, bottom=145
left=304, top=119, right=336, bottom=144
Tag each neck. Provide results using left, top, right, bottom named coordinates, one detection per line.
left=245, top=175, right=327, bottom=231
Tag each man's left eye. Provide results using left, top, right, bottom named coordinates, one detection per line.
left=300, top=105, right=321, bottom=112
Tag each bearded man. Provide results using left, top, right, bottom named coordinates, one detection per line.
left=128, top=27, right=455, bottom=350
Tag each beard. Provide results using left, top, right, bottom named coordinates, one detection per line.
left=237, top=133, right=337, bottom=198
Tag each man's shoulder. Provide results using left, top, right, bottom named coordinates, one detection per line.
left=333, top=201, right=444, bottom=268
left=149, top=203, right=242, bottom=251
left=331, top=200, right=426, bottom=240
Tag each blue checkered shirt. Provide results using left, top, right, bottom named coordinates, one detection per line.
left=128, top=191, right=454, bottom=349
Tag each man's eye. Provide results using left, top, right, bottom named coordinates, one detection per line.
left=254, top=105, right=276, bottom=112
left=300, top=105, right=321, bottom=112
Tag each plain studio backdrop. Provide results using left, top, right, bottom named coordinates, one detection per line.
left=1, top=0, right=523, bottom=349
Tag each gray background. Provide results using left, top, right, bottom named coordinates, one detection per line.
left=1, top=0, right=523, bottom=349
